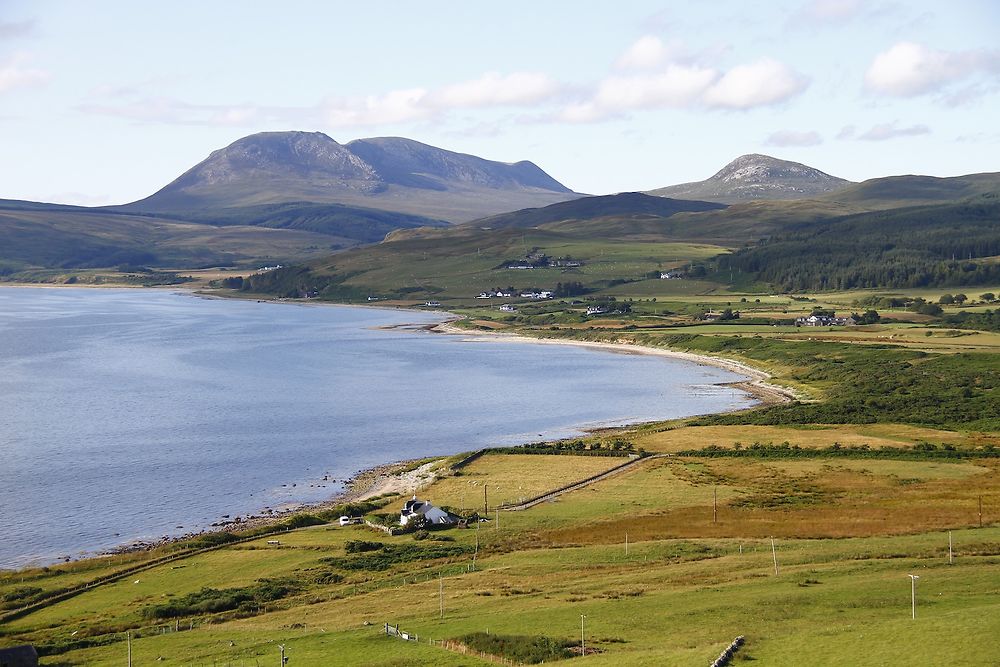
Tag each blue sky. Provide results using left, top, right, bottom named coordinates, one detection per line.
left=1, top=0, right=998, bottom=205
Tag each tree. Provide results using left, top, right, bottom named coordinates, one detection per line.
left=954, top=293, right=968, bottom=304
left=939, top=294, right=955, bottom=304
left=852, top=310, right=881, bottom=325
left=981, top=292, right=996, bottom=302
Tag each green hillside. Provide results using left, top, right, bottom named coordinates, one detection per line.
left=0, top=200, right=446, bottom=274
left=466, top=192, right=726, bottom=230
left=719, top=196, right=1000, bottom=290
left=240, top=180, right=1000, bottom=301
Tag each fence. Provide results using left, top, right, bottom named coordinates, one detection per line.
left=429, top=639, right=523, bottom=666
left=384, top=625, right=523, bottom=665
left=384, top=623, right=417, bottom=642
left=710, top=635, right=745, bottom=667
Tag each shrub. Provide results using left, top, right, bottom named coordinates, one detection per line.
left=458, top=632, right=575, bottom=663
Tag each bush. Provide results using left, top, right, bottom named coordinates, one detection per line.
left=458, top=632, right=575, bottom=663
left=142, top=578, right=299, bottom=619
left=344, top=540, right=384, bottom=553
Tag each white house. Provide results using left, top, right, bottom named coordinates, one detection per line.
left=400, top=497, right=456, bottom=527
left=499, top=304, right=517, bottom=312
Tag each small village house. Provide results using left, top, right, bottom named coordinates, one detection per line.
left=400, top=497, right=457, bottom=527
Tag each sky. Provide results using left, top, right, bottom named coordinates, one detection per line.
left=1, top=0, right=998, bottom=205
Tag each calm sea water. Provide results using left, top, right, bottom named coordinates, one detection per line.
left=0, top=288, right=753, bottom=568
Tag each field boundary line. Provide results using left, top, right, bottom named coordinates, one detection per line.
left=500, top=454, right=666, bottom=511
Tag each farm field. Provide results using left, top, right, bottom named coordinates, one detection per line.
left=3, top=437, right=998, bottom=666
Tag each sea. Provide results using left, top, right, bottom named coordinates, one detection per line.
left=0, top=287, right=754, bottom=568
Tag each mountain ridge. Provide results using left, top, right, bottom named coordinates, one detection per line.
left=124, top=131, right=578, bottom=222
left=649, top=154, right=853, bottom=204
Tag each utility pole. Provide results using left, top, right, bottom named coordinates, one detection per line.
left=979, top=495, right=983, bottom=527
left=126, top=630, right=132, bottom=667
left=713, top=486, right=718, bottom=523
left=495, top=507, right=500, bottom=531
left=625, top=532, right=628, bottom=557
left=949, top=531, right=954, bottom=565
left=484, top=484, right=488, bottom=515
left=439, top=574, right=444, bottom=620
left=580, top=615, right=586, bottom=656
left=771, top=537, right=779, bottom=575
left=908, top=575, right=919, bottom=619
left=278, top=643, right=286, bottom=665
left=473, top=520, right=479, bottom=571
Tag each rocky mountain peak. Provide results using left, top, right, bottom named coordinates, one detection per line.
left=647, top=154, right=853, bottom=204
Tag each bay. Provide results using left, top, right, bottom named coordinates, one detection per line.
left=0, top=287, right=753, bottom=568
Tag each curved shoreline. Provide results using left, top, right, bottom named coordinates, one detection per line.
left=3, top=292, right=792, bottom=569
left=429, top=321, right=799, bottom=406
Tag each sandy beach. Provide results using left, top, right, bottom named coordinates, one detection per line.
left=429, top=321, right=800, bottom=406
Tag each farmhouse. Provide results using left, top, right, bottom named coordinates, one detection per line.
left=400, top=497, right=457, bottom=527
left=659, top=271, right=683, bottom=279
left=795, top=315, right=857, bottom=327
left=499, top=304, right=517, bottom=312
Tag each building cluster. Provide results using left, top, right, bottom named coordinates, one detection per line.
left=476, top=290, right=553, bottom=300
left=794, top=314, right=856, bottom=327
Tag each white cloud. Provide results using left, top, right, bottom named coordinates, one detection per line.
left=594, top=64, right=717, bottom=110
left=0, top=53, right=49, bottom=93
left=865, top=41, right=1000, bottom=97
left=324, top=88, right=430, bottom=128
left=703, top=58, right=809, bottom=110
left=764, top=130, right=822, bottom=147
left=559, top=56, right=808, bottom=122
left=429, top=71, right=558, bottom=108
left=615, top=35, right=673, bottom=70
left=857, top=121, right=930, bottom=141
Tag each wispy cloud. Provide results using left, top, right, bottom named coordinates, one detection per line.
left=0, top=19, right=37, bottom=40
left=790, top=0, right=865, bottom=26
left=764, top=129, right=823, bottom=147
left=80, top=70, right=561, bottom=129
left=79, top=36, right=809, bottom=130
left=0, top=53, right=49, bottom=94
left=856, top=121, right=930, bottom=141
left=865, top=41, right=1000, bottom=99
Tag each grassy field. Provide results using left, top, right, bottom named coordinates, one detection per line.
left=2, top=446, right=997, bottom=666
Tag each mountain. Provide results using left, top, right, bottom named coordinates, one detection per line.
left=648, top=154, right=852, bottom=204
left=125, top=131, right=578, bottom=222
left=465, top=192, right=726, bottom=230
left=0, top=198, right=447, bottom=272
left=818, top=172, right=1000, bottom=207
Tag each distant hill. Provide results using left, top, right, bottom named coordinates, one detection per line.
left=467, top=192, right=726, bottom=230
left=124, top=131, right=579, bottom=222
left=649, top=154, right=852, bottom=204
left=819, top=172, right=1000, bottom=207
left=0, top=198, right=447, bottom=271
left=719, top=195, right=1000, bottom=290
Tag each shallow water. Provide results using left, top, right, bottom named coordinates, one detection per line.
left=0, top=288, right=752, bottom=568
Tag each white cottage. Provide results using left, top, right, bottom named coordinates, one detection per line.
left=400, top=497, right=457, bottom=527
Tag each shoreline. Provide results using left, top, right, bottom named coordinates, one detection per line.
left=3, top=290, right=792, bottom=569
left=94, top=315, right=795, bottom=563
left=429, top=321, right=799, bottom=406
